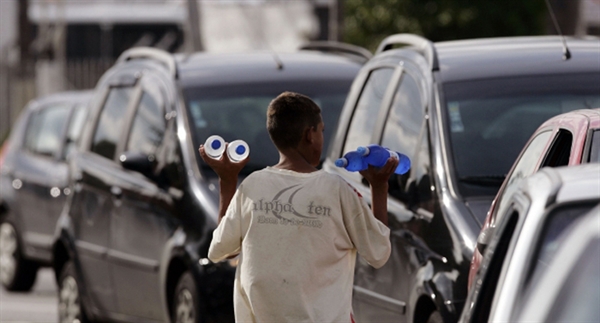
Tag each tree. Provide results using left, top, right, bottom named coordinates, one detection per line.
left=343, top=0, right=547, bottom=52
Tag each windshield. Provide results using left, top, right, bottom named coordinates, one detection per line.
left=183, top=80, right=351, bottom=176
left=443, top=73, right=600, bottom=197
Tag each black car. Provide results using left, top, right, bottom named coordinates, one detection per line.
left=0, top=90, right=91, bottom=291
left=322, top=34, right=600, bottom=323
left=52, top=45, right=366, bottom=323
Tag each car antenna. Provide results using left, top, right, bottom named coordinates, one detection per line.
left=544, top=0, right=572, bottom=60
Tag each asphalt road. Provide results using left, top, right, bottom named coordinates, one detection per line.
left=0, top=268, right=58, bottom=323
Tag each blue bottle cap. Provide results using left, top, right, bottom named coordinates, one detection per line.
left=356, top=146, right=369, bottom=156
left=235, top=145, right=246, bottom=155
left=335, top=158, right=348, bottom=167
left=211, top=139, right=222, bottom=150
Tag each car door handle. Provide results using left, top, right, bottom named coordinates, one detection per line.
left=110, top=186, right=122, bottom=198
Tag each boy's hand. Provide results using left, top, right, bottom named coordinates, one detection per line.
left=199, top=143, right=250, bottom=183
left=359, top=157, right=399, bottom=188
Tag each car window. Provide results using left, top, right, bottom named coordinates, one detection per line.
left=24, top=104, right=71, bottom=158
left=444, top=73, right=600, bottom=197
left=64, top=104, right=88, bottom=159
left=343, top=68, right=395, bottom=154
left=91, top=87, right=134, bottom=160
left=523, top=203, right=596, bottom=291
left=493, top=131, right=552, bottom=223
left=545, top=239, right=600, bottom=323
left=183, top=79, right=351, bottom=175
left=468, top=209, right=520, bottom=323
left=541, top=130, right=572, bottom=167
left=126, top=91, right=165, bottom=158
left=381, top=71, right=427, bottom=203
left=588, top=129, right=600, bottom=163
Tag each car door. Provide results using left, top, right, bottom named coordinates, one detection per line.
left=352, top=60, right=435, bottom=322
left=16, top=102, right=72, bottom=258
left=107, top=71, right=178, bottom=320
left=71, top=73, right=138, bottom=314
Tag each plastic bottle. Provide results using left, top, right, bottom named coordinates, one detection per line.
left=335, top=150, right=368, bottom=172
left=204, top=135, right=226, bottom=159
left=356, top=144, right=411, bottom=175
left=227, top=140, right=250, bottom=162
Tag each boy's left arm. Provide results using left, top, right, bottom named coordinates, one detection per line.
left=199, top=144, right=249, bottom=224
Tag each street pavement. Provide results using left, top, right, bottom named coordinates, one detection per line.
left=0, top=268, right=57, bottom=323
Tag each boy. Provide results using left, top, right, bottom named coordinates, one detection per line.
left=200, top=91, right=398, bottom=322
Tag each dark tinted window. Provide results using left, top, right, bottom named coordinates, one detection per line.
left=126, top=92, right=165, bottom=157
left=542, top=130, right=572, bottom=167
left=589, top=130, right=600, bottom=163
left=183, top=79, right=351, bottom=175
left=444, top=73, right=600, bottom=197
left=343, top=68, right=394, bottom=153
left=469, top=210, right=520, bottom=323
left=24, top=104, right=71, bottom=157
left=91, top=87, right=134, bottom=159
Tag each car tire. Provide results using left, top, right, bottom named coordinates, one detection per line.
left=172, top=271, right=201, bottom=323
left=58, top=261, right=89, bottom=323
left=426, top=310, right=444, bottom=323
left=0, top=221, right=38, bottom=291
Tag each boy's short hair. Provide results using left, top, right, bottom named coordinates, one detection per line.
left=267, top=92, right=322, bottom=149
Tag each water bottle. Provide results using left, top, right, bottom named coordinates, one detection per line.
left=335, top=150, right=368, bottom=172
left=356, top=144, right=411, bottom=175
left=227, top=140, right=250, bottom=162
left=204, top=135, right=226, bottom=159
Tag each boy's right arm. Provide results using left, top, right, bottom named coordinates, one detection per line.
left=199, top=144, right=249, bottom=224
left=359, top=158, right=399, bottom=226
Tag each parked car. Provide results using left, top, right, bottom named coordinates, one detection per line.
left=458, top=163, right=600, bottom=323
left=52, top=44, right=367, bottom=323
left=513, top=204, right=600, bottom=323
left=321, top=34, right=600, bottom=323
left=0, top=90, right=91, bottom=291
left=469, top=108, right=600, bottom=287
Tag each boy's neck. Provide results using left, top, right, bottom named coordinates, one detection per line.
left=273, top=149, right=318, bottom=173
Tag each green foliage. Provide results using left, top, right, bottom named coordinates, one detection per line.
left=343, top=0, right=547, bottom=52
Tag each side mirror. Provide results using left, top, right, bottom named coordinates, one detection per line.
left=476, top=226, right=495, bottom=255
left=120, top=151, right=155, bottom=178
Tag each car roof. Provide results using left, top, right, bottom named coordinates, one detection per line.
left=175, top=51, right=363, bottom=88
left=537, top=108, right=600, bottom=130
left=433, top=36, right=600, bottom=83
left=30, top=90, right=94, bottom=112
left=514, top=164, right=600, bottom=221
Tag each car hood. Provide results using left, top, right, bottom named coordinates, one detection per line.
left=464, top=197, right=494, bottom=226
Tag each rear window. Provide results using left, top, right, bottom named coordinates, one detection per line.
left=183, top=79, right=352, bottom=175
left=443, top=73, right=600, bottom=197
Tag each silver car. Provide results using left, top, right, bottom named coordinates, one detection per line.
left=459, top=163, right=600, bottom=323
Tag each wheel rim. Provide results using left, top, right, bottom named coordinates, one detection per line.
left=175, top=288, right=195, bottom=323
left=0, top=222, right=18, bottom=285
left=59, top=276, right=81, bottom=323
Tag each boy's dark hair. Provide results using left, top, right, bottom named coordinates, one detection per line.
left=267, top=92, right=322, bottom=149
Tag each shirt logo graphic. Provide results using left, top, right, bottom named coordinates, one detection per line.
left=253, top=184, right=330, bottom=228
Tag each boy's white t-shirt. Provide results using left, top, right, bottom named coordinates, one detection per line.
left=208, top=167, right=391, bottom=323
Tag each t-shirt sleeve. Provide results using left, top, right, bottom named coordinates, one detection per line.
left=208, top=188, right=244, bottom=263
left=340, top=180, right=391, bottom=268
